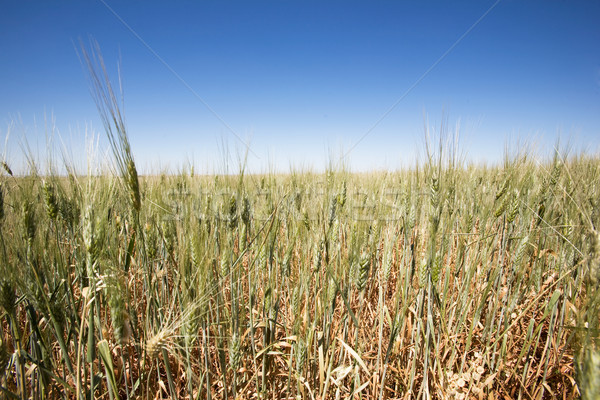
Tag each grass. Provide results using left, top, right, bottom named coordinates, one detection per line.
left=0, top=47, right=598, bottom=399
left=0, top=149, right=598, bottom=399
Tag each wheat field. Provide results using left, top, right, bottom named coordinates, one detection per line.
left=0, top=146, right=599, bottom=399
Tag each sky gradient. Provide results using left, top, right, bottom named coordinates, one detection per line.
left=1, top=0, right=599, bottom=174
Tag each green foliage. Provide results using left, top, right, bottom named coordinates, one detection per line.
left=0, top=151, right=598, bottom=399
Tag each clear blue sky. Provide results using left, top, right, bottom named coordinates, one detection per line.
left=1, top=0, right=599, bottom=174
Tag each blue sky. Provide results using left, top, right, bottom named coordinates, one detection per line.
left=1, top=0, right=599, bottom=174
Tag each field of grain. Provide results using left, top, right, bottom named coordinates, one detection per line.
left=0, top=146, right=599, bottom=399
